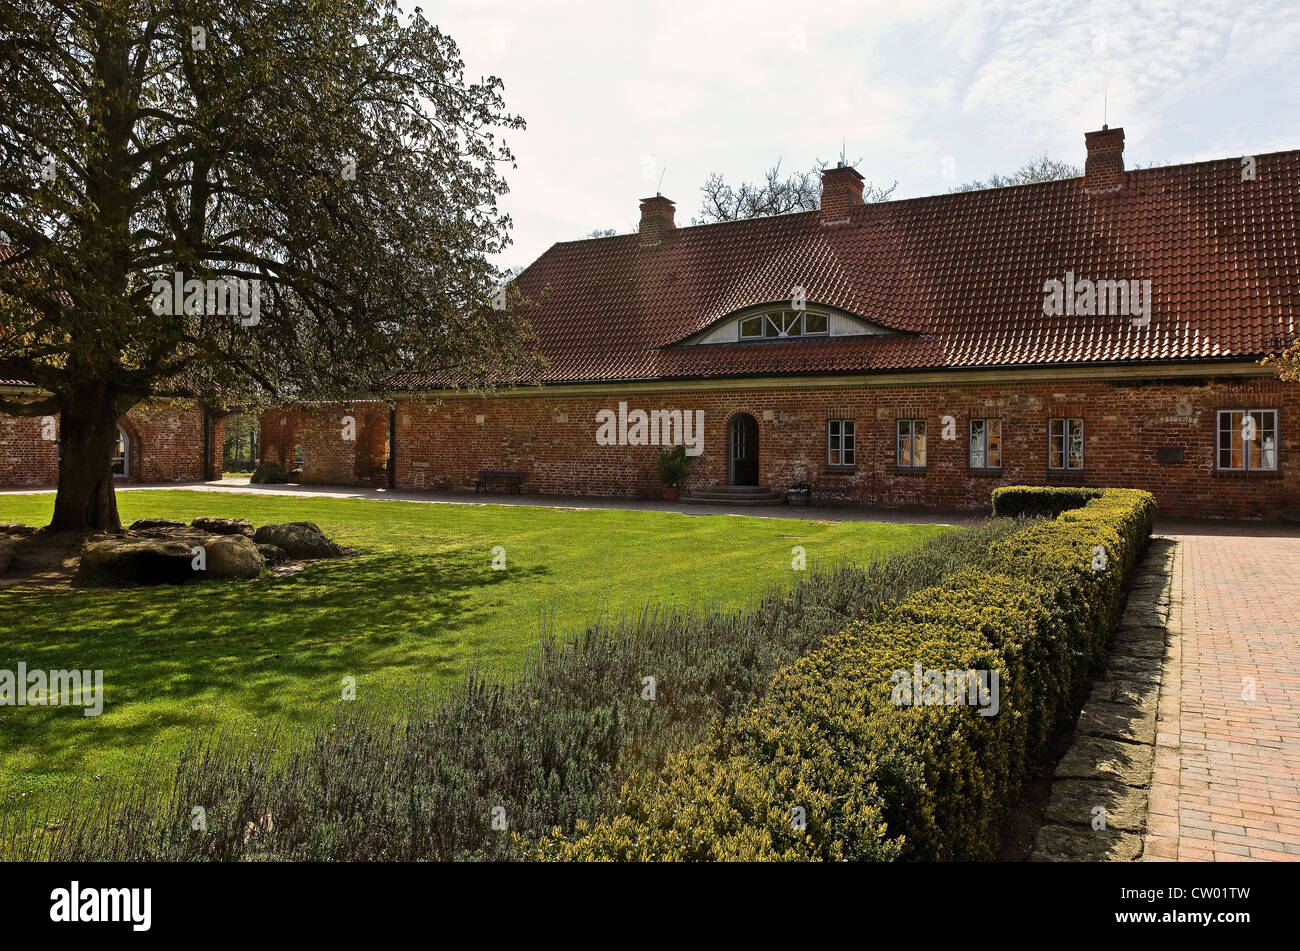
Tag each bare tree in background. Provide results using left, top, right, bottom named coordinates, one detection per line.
left=949, top=153, right=1081, bottom=192
left=695, top=160, right=896, bottom=223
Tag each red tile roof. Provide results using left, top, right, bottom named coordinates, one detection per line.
left=399, top=148, right=1299, bottom=387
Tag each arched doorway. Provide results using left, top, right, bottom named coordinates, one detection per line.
left=728, top=413, right=759, bottom=486
left=219, top=412, right=261, bottom=476
left=111, top=426, right=130, bottom=478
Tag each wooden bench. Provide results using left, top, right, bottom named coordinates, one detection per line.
left=474, top=469, right=528, bottom=494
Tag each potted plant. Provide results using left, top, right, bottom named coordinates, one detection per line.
left=655, top=445, right=690, bottom=500
left=787, top=480, right=812, bottom=506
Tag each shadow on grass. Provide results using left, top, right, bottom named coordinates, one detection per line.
left=0, top=547, right=551, bottom=790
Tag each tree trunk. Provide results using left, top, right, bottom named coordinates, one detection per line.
left=49, top=394, right=122, bottom=532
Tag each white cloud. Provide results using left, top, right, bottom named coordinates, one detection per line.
left=433, top=0, right=1300, bottom=268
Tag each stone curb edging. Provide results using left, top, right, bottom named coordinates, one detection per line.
left=1030, top=536, right=1180, bottom=861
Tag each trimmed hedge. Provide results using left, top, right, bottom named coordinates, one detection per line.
left=990, top=485, right=1104, bottom=518
left=9, top=521, right=1021, bottom=862
left=534, top=488, right=1155, bottom=861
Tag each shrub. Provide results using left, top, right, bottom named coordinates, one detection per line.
left=990, top=485, right=1104, bottom=518
left=250, top=461, right=287, bottom=485
left=535, top=488, right=1155, bottom=861
left=5, top=520, right=1018, bottom=861
left=654, top=445, right=689, bottom=487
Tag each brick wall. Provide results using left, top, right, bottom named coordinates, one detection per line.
left=206, top=414, right=227, bottom=480
left=122, top=401, right=206, bottom=482
left=392, top=374, right=1299, bottom=519
left=0, top=407, right=59, bottom=485
left=0, top=395, right=210, bottom=486
left=259, top=401, right=389, bottom=486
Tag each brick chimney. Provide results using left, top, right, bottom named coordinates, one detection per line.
left=638, top=194, right=675, bottom=246
left=819, top=163, right=865, bottom=224
left=1084, top=125, right=1125, bottom=194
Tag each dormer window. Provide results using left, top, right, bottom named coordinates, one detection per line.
left=738, top=309, right=830, bottom=340
left=676, top=303, right=896, bottom=347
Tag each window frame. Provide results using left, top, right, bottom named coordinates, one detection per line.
left=826, top=419, right=856, bottom=468
left=1048, top=418, right=1085, bottom=472
left=1215, top=408, right=1279, bottom=473
left=896, top=418, right=927, bottom=471
left=736, top=308, right=832, bottom=341
left=968, top=418, right=1002, bottom=471
left=738, top=314, right=765, bottom=339
left=111, top=425, right=130, bottom=479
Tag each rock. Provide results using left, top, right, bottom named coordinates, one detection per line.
left=0, top=522, right=38, bottom=537
left=129, top=518, right=187, bottom=531
left=191, top=517, right=256, bottom=537
left=1055, top=735, right=1154, bottom=787
left=76, top=537, right=199, bottom=586
left=1075, top=699, right=1157, bottom=745
left=199, top=535, right=263, bottom=579
left=1030, top=823, right=1144, bottom=862
left=1109, top=625, right=1167, bottom=658
left=1088, top=678, right=1158, bottom=710
left=285, top=521, right=324, bottom=536
left=1105, top=653, right=1163, bottom=684
left=253, top=523, right=342, bottom=559
left=0, top=537, right=14, bottom=575
left=256, top=543, right=290, bottom=565
left=250, top=461, right=287, bottom=485
left=1043, top=779, right=1150, bottom=833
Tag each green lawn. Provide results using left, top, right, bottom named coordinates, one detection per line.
left=0, top=490, right=949, bottom=808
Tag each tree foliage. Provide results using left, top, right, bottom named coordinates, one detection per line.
left=0, top=0, right=540, bottom=527
left=1263, top=340, right=1300, bottom=383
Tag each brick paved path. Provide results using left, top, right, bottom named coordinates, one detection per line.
left=1143, top=527, right=1300, bottom=862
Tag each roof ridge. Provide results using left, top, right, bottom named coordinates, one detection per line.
left=545, top=144, right=1300, bottom=249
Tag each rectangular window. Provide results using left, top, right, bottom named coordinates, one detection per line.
left=765, top=312, right=801, bottom=337
left=803, top=311, right=828, bottom=335
left=827, top=419, right=855, bottom=467
left=970, top=418, right=1002, bottom=469
left=737, top=310, right=832, bottom=340
left=1217, top=409, right=1278, bottom=471
left=896, top=419, right=926, bottom=469
left=1049, top=418, right=1084, bottom=470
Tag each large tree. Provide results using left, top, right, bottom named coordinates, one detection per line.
left=0, top=0, right=539, bottom=530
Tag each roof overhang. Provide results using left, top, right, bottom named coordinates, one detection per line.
left=385, top=358, right=1274, bottom=400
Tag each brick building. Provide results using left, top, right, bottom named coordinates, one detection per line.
left=0, top=384, right=222, bottom=486
left=379, top=125, right=1299, bottom=519
left=7, top=125, right=1297, bottom=519
left=258, top=401, right=390, bottom=487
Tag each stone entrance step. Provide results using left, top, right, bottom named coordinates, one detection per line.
left=680, top=485, right=786, bottom=506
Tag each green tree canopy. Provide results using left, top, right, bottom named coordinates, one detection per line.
left=0, top=0, right=540, bottom=529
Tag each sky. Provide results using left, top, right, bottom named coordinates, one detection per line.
left=431, top=0, right=1300, bottom=270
